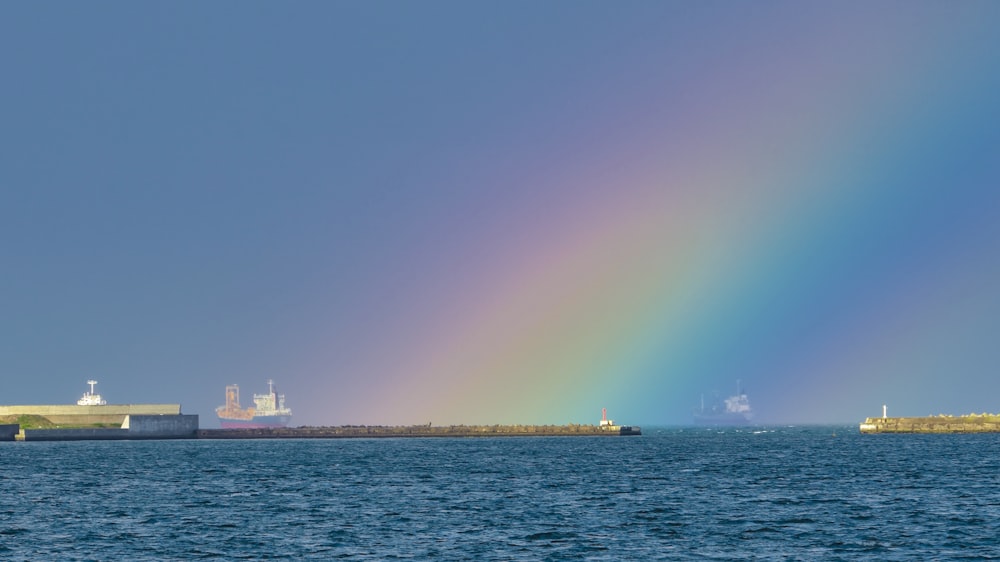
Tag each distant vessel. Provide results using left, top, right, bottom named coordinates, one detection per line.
left=693, top=380, right=753, bottom=426
left=77, top=380, right=107, bottom=406
left=216, top=380, right=292, bottom=429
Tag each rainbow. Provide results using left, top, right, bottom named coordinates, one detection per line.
left=295, top=4, right=1000, bottom=426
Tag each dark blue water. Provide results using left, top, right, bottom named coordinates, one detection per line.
left=3, top=426, right=999, bottom=560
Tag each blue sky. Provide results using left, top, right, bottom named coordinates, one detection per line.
left=3, top=2, right=1000, bottom=426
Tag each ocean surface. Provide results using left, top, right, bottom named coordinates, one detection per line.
left=2, top=426, right=999, bottom=560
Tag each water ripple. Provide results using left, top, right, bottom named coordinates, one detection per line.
left=2, top=428, right=1000, bottom=560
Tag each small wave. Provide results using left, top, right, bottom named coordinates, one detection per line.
left=525, top=531, right=577, bottom=541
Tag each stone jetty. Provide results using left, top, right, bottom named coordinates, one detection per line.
left=860, top=413, right=1000, bottom=434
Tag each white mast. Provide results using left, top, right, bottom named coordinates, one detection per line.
left=77, top=380, right=107, bottom=406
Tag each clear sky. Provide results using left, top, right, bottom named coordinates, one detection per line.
left=3, top=2, right=1000, bottom=427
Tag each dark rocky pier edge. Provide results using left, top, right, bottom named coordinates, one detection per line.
left=198, top=424, right=641, bottom=439
left=859, top=414, right=1000, bottom=434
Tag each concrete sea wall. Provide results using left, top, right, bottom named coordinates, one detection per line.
left=16, top=415, right=199, bottom=441
left=0, top=404, right=181, bottom=425
left=0, top=424, right=18, bottom=441
left=0, top=404, right=182, bottom=426
left=20, top=427, right=132, bottom=441
left=122, top=414, right=199, bottom=438
left=860, top=415, right=1000, bottom=434
left=1, top=403, right=197, bottom=441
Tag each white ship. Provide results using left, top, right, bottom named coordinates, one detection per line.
left=77, top=380, right=107, bottom=406
left=694, top=380, right=753, bottom=426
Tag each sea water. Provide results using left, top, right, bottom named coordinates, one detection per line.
left=2, top=426, right=998, bottom=560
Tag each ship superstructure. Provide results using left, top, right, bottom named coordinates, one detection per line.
left=693, top=380, right=753, bottom=426
left=77, top=380, right=107, bottom=406
left=216, top=380, right=292, bottom=429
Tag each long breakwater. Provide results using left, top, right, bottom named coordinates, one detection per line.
left=2, top=420, right=640, bottom=441
left=860, top=414, right=1000, bottom=434
left=198, top=424, right=641, bottom=439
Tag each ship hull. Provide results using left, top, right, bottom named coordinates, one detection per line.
left=219, top=415, right=291, bottom=429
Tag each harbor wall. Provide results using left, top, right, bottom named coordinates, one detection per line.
left=860, top=415, right=1000, bottom=434
left=20, top=428, right=131, bottom=441
left=198, top=424, right=641, bottom=439
left=0, top=404, right=181, bottom=425
left=18, top=415, right=199, bottom=441
left=0, top=424, right=18, bottom=441
left=121, top=415, right=199, bottom=438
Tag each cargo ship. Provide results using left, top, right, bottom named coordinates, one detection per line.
left=693, top=380, right=753, bottom=426
left=216, top=380, right=292, bottom=429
